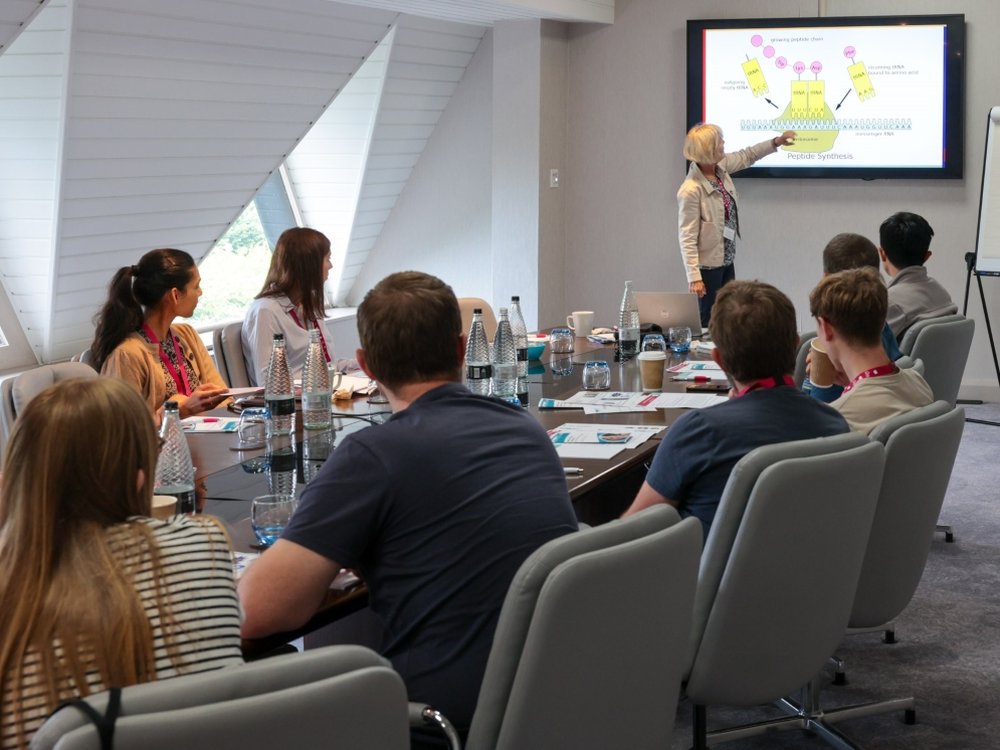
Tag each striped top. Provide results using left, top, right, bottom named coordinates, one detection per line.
left=1, top=515, right=243, bottom=749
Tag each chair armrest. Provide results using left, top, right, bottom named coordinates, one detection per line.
left=408, top=702, right=462, bottom=750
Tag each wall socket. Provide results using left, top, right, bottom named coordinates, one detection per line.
left=549, top=168, right=560, bottom=188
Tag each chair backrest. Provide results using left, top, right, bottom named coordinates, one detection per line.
left=685, top=433, right=884, bottom=707
left=897, top=314, right=974, bottom=405
left=31, top=645, right=409, bottom=750
left=466, top=505, right=702, bottom=750
left=70, top=349, right=99, bottom=371
left=0, top=362, right=98, bottom=456
left=213, top=320, right=251, bottom=388
left=458, top=297, right=498, bottom=342
left=851, top=401, right=965, bottom=628
left=793, top=331, right=817, bottom=388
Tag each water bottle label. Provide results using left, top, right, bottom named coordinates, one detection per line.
left=467, top=363, right=492, bottom=379
left=266, top=396, right=295, bottom=416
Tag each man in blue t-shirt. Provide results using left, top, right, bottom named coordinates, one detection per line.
left=238, top=272, right=577, bottom=741
left=623, top=280, right=848, bottom=539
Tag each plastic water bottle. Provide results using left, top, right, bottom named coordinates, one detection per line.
left=465, top=308, right=492, bottom=395
left=618, top=280, right=640, bottom=361
left=302, top=427, right=334, bottom=484
left=509, top=296, right=529, bottom=405
left=492, top=307, right=518, bottom=402
left=301, top=328, right=331, bottom=430
left=154, top=401, right=196, bottom=514
left=265, top=333, right=295, bottom=436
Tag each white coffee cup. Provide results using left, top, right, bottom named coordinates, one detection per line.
left=151, top=494, right=178, bottom=520
left=566, top=310, right=595, bottom=338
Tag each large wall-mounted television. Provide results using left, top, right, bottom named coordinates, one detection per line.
left=686, top=14, right=965, bottom=179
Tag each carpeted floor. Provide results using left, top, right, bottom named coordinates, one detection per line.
left=669, top=402, right=1000, bottom=749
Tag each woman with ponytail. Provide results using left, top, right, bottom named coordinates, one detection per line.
left=91, top=249, right=229, bottom=418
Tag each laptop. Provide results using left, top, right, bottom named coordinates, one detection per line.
left=634, top=292, right=705, bottom=336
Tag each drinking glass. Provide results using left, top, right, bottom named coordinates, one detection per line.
left=234, top=407, right=271, bottom=450
left=549, top=328, right=575, bottom=354
left=251, top=494, right=296, bottom=548
left=641, top=333, right=667, bottom=352
left=668, top=326, right=693, bottom=354
left=582, top=360, right=612, bottom=390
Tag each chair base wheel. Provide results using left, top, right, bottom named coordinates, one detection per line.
left=882, top=630, right=896, bottom=644
left=945, top=531, right=955, bottom=543
left=905, top=708, right=917, bottom=725
left=833, top=671, right=847, bottom=686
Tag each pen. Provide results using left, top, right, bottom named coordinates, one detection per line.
left=673, top=375, right=711, bottom=382
left=202, top=417, right=220, bottom=422
left=563, top=467, right=584, bottom=476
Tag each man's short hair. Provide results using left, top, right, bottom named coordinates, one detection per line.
left=822, top=233, right=879, bottom=274
left=357, top=271, right=463, bottom=390
left=683, top=123, right=723, bottom=164
left=809, top=268, right=887, bottom=348
left=879, top=211, right=934, bottom=269
left=708, top=280, right=798, bottom=383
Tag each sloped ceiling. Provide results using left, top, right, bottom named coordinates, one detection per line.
left=0, top=0, right=48, bottom=53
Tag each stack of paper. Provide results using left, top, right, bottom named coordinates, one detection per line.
left=547, top=423, right=663, bottom=459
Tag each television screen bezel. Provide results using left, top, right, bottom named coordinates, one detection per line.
left=686, top=14, right=966, bottom=180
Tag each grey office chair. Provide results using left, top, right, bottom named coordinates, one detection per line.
left=0, top=362, right=98, bottom=458
left=414, top=504, right=702, bottom=750
left=897, top=314, right=975, bottom=406
left=819, top=401, right=964, bottom=728
left=70, top=348, right=99, bottom=371
left=212, top=320, right=251, bottom=388
left=684, top=432, right=885, bottom=750
left=793, top=331, right=817, bottom=388
left=30, top=645, right=410, bottom=750
left=458, top=297, right=497, bottom=342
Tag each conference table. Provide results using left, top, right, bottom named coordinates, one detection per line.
left=191, top=334, right=721, bottom=655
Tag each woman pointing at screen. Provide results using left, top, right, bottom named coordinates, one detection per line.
left=678, top=124, right=795, bottom=327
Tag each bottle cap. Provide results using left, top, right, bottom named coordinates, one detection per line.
left=511, top=295, right=520, bottom=302
left=163, top=401, right=179, bottom=412
left=474, top=308, right=482, bottom=313
left=273, top=333, right=285, bottom=341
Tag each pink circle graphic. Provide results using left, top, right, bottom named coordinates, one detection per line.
left=811, top=61, right=823, bottom=74
left=763, top=46, right=775, bottom=59
left=775, top=56, right=787, bottom=69
left=793, top=61, right=806, bottom=75
left=751, top=34, right=763, bottom=47
left=844, top=45, right=856, bottom=59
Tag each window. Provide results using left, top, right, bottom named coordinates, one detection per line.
left=191, top=202, right=274, bottom=327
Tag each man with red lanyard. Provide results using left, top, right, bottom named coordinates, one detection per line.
left=810, top=268, right=933, bottom=435
left=622, top=280, right=849, bottom=540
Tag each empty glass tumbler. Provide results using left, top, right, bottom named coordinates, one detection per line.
left=582, top=360, right=612, bottom=390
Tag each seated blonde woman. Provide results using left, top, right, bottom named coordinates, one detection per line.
left=0, top=378, right=243, bottom=748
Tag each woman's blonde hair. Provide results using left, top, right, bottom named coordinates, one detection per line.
left=683, top=123, right=723, bottom=164
left=0, top=377, right=175, bottom=745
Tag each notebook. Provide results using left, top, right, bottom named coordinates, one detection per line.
left=634, top=292, right=705, bottom=336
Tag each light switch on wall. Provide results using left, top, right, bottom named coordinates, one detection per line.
left=549, top=168, right=560, bottom=188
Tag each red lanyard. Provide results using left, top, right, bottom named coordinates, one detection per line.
left=142, top=324, right=192, bottom=396
left=287, top=308, right=331, bottom=364
left=843, top=362, right=897, bottom=394
left=734, top=375, right=795, bottom=398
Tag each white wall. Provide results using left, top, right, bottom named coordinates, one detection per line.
left=350, top=30, right=494, bottom=305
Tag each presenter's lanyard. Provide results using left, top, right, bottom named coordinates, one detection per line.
left=842, top=362, right=897, bottom=394
left=734, top=375, right=795, bottom=398
left=142, top=324, right=192, bottom=396
left=287, top=309, right=332, bottom=364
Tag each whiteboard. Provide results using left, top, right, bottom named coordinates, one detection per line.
left=975, top=107, right=1000, bottom=274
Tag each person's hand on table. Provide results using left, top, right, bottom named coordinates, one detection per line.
left=178, top=384, right=229, bottom=418
left=689, top=280, right=706, bottom=298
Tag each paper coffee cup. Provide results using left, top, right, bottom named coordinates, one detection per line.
left=809, top=338, right=837, bottom=388
left=151, top=494, right=178, bottom=520
left=638, top=351, right=667, bottom=392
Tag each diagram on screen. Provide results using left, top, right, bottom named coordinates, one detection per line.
left=701, top=25, right=942, bottom=166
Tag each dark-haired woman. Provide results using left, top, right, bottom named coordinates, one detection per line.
left=91, top=248, right=229, bottom=418
left=242, top=227, right=355, bottom=386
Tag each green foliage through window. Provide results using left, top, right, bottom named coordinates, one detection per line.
left=190, top=203, right=273, bottom=326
